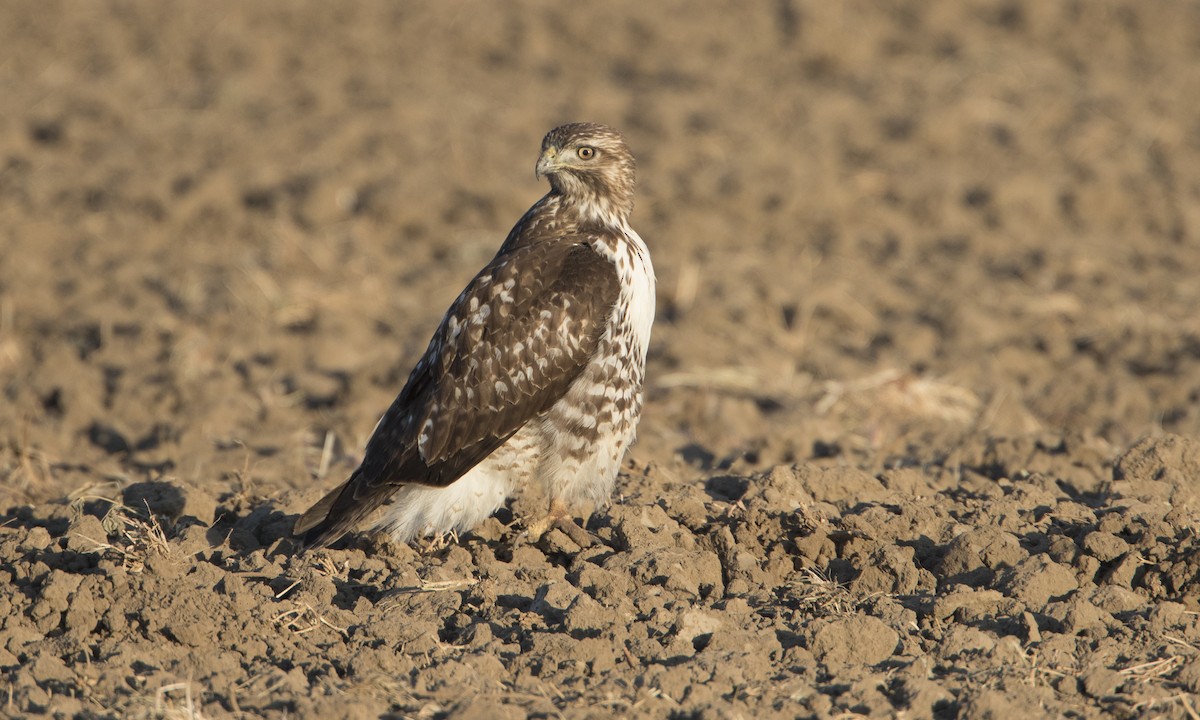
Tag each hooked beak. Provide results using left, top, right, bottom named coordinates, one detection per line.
left=535, top=147, right=558, bottom=181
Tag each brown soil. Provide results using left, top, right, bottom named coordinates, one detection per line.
left=4, top=1, right=1200, bottom=718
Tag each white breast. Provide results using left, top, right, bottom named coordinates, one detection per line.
left=614, top=223, right=656, bottom=359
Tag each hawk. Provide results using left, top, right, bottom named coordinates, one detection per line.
left=295, top=123, right=655, bottom=548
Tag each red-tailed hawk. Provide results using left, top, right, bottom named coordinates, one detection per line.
left=295, top=123, right=655, bottom=548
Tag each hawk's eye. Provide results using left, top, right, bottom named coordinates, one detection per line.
left=577, top=146, right=596, bottom=160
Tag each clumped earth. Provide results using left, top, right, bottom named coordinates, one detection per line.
left=3, top=1, right=1200, bottom=718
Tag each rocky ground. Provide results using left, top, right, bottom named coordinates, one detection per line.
left=3, top=1, right=1200, bottom=717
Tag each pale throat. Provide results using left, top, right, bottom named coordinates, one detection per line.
left=553, top=175, right=635, bottom=229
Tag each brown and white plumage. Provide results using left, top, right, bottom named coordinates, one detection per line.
left=295, top=123, right=655, bottom=548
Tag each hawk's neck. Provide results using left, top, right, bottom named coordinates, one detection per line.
left=502, top=193, right=635, bottom=257
left=557, top=192, right=630, bottom=231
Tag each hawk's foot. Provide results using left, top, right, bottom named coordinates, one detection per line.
left=521, top=500, right=600, bottom=549
left=418, top=529, right=459, bottom=554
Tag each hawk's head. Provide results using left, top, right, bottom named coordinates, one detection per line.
left=536, top=123, right=636, bottom=224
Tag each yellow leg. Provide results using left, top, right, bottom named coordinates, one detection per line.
left=523, top=498, right=572, bottom=541
left=523, top=499, right=598, bottom=547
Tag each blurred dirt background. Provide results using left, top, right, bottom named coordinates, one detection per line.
left=3, top=0, right=1200, bottom=717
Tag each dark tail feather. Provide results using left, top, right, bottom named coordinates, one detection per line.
left=293, top=480, right=350, bottom=549
left=294, top=470, right=369, bottom=549
left=294, top=469, right=389, bottom=549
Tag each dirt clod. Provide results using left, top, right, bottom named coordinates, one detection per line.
left=809, top=616, right=898, bottom=666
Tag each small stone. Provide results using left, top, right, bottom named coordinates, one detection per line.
left=35, top=570, right=81, bottom=617
left=937, top=625, right=997, bottom=660
left=464, top=621, right=493, bottom=649
left=1081, top=531, right=1128, bottom=562
left=1057, top=674, right=1081, bottom=696
left=850, top=566, right=894, bottom=596
left=1149, top=601, right=1188, bottom=632
left=1000, top=556, right=1077, bottom=609
left=1112, top=435, right=1200, bottom=511
left=673, top=608, right=723, bottom=646
left=65, top=514, right=108, bottom=552
left=809, top=616, right=897, bottom=666
left=933, top=587, right=1012, bottom=623
left=894, top=675, right=954, bottom=715
left=941, top=527, right=1024, bottom=585
left=1089, top=586, right=1146, bottom=614
left=1097, top=513, right=1125, bottom=534
left=24, top=526, right=53, bottom=550
left=851, top=545, right=925, bottom=595
left=1023, top=611, right=1041, bottom=643
left=1046, top=535, right=1078, bottom=564
left=30, top=653, right=73, bottom=684
left=793, top=528, right=835, bottom=563
left=960, top=689, right=1021, bottom=719
left=709, top=525, right=765, bottom=590
left=1044, top=594, right=1112, bottom=633
left=628, top=548, right=722, bottom=600
left=748, top=465, right=816, bottom=510
left=533, top=581, right=580, bottom=621
left=1073, top=555, right=1102, bottom=585
left=1102, top=552, right=1142, bottom=588
left=562, top=593, right=607, bottom=635
left=539, top=526, right=583, bottom=555
left=177, top=524, right=215, bottom=556
left=1081, top=667, right=1123, bottom=698
left=574, top=563, right=631, bottom=605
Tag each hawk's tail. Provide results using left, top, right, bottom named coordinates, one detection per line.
left=292, top=481, right=348, bottom=549
left=293, top=469, right=390, bottom=549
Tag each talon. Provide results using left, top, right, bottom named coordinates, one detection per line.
left=519, top=499, right=599, bottom=547
left=419, top=529, right=459, bottom=553
left=552, top=516, right=600, bottom=548
left=522, top=515, right=556, bottom=543
left=522, top=508, right=568, bottom=544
